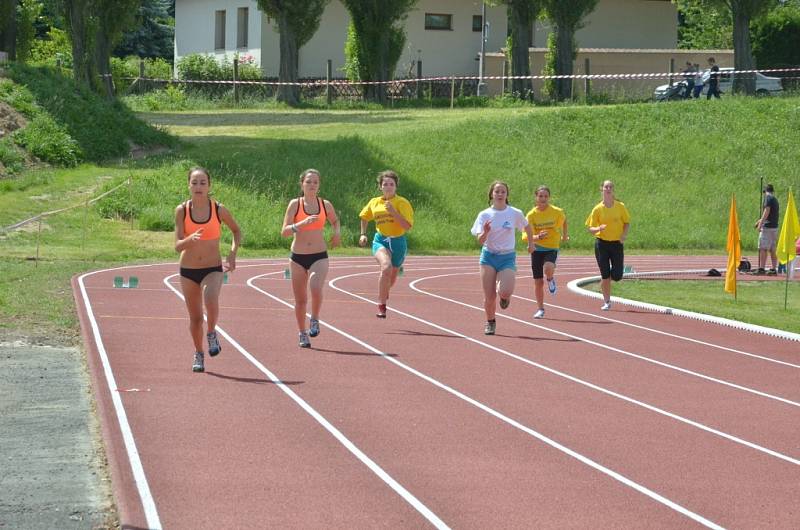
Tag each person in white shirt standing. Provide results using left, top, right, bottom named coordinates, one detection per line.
left=471, top=181, right=534, bottom=335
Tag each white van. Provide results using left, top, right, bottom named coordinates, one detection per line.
left=654, top=67, right=783, bottom=99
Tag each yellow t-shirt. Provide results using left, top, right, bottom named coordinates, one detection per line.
left=522, top=204, right=566, bottom=249
left=585, top=200, right=630, bottom=242
left=359, top=195, right=414, bottom=237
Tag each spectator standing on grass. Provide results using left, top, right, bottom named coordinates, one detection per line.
left=281, top=169, right=341, bottom=348
left=585, top=180, right=630, bottom=311
left=174, top=167, right=242, bottom=373
left=682, top=61, right=695, bottom=99
left=471, top=181, right=534, bottom=335
left=523, top=185, right=568, bottom=320
left=358, top=170, right=414, bottom=319
left=706, top=57, right=721, bottom=99
left=692, top=64, right=704, bottom=98
left=755, top=184, right=779, bottom=275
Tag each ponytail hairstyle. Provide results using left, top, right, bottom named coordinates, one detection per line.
left=299, top=168, right=321, bottom=196
left=188, top=166, right=211, bottom=183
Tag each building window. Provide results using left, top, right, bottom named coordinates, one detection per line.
left=425, top=13, right=452, bottom=31
left=237, top=7, right=249, bottom=48
left=214, top=10, right=226, bottom=50
left=472, top=15, right=482, bottom=32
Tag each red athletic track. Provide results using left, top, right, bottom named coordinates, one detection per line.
left=72, top=255, right=800, bottom=529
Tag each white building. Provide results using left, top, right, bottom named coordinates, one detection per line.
left=174, top=0, right=677, bottom=79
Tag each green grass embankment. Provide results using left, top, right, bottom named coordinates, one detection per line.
left=2, top=94, right=799, bottom=340
left=98, top=96, right=799, bottom=252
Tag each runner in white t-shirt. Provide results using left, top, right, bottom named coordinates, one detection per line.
left=470, top=181, right=534, bottom=335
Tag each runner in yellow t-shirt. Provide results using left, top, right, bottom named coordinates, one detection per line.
left=585, top=180, right=630, bottom=311
left=523, top=185, right=568, bottom=319
left=358, top=170, right=414, bottom=318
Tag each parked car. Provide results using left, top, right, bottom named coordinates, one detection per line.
left=653, top=67, right=783, bottom=99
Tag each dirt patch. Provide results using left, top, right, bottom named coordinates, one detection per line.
left=0, top=340, right=117, bottom=528
left=0, top=101, right=27, bottom=139
left=0, top=100, right=39, bottom=178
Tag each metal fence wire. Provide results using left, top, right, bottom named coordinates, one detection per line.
left=114, top=64, right=800, bottom=104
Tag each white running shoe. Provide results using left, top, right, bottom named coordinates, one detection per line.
left=298, top=331, right=311, bottom=348
left=533, top=308, right=545, bottom=319
left=601, top=301, right=611, bottom=311
left=547, top=278, right=557, bottom=295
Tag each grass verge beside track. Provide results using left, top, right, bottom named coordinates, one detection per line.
left=587, top=278, right=800, bottom=334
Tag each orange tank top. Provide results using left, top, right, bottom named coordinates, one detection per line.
left=293, top=197, right=327, bottom=232
left=183, top=200, right=221, bottom=241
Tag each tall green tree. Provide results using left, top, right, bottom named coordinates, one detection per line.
left=720, top=0, right=775, bottom=93
left=677, top=0, right=732, bottom=49
left=751, top=0, right=800, bottom=69
left=94, top=0, right=140, bottom=97
left=494, top=0, right=543, bottom=98
left=1, top=0, right=17, bottom=60
left=341, top=0, right=417, bottom=103
left=256, top=0, right=328, bottom=106
left=541, top=0, right=598, bottom=101
left=16, top=0, right=43, bottom=62
left=114, top=0, right=174, bottom=60
left=59, top=0, right=95, bottom=86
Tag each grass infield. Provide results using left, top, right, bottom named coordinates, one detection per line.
left=587, top=278, right=800, bottom=334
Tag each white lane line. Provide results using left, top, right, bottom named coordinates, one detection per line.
left=510, top=295, right=800, bottom=369
left=328, top=270, right=800, bottom=467
left=78, top=267, right=163, bottom=530
left=411, top=272, right=800, bottom=409
left=162, top=273, right=450, bottom=530
left=568, top=273, right=800, bottom=343
left=243, top=271, right=728, bottom=529
left=406, top=267, right=800, bottom=367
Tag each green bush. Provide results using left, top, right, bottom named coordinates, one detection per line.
left=137, top=85, right=189, bottom=111
left=111, top=56, right=174, bottom=92
left=541, top=32, right=557, bottom=100
left=7, top=64, right=174, bottom=162
left=0, top=79, right=38, bottom=117
left=28, top=27, right=72, bottom=68
left=0, top=138, right=26, bottom=175
left=752, top=4, right=800, bottom=69
left=13, top=114, right=81, bottom=166
left=176, top=53, right=263, bottom=98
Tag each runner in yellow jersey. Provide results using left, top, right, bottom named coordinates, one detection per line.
left=522, top=185, right=568, bottom=319
left=585, top=180, right=630, bottom=311
left=358, top=170, right=414, bottom=318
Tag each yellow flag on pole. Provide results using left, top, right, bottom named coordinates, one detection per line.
left=725, top=194, right=740, bottom=295
left=777, top=189, right=800, bottom=266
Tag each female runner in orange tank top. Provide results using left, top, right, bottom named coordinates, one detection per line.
left=174, top=167, right=241, bottom=373
left=281, top=169, right=341, bottom=348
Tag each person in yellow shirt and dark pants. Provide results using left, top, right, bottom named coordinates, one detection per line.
left=524, top=185, right=568, bottom=319
left=585, top=180, right=630, bottom=311
left=359, top=170, right=414, bottom=318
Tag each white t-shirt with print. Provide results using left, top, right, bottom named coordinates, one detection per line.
left=470, top=205, right=528, bottom=254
